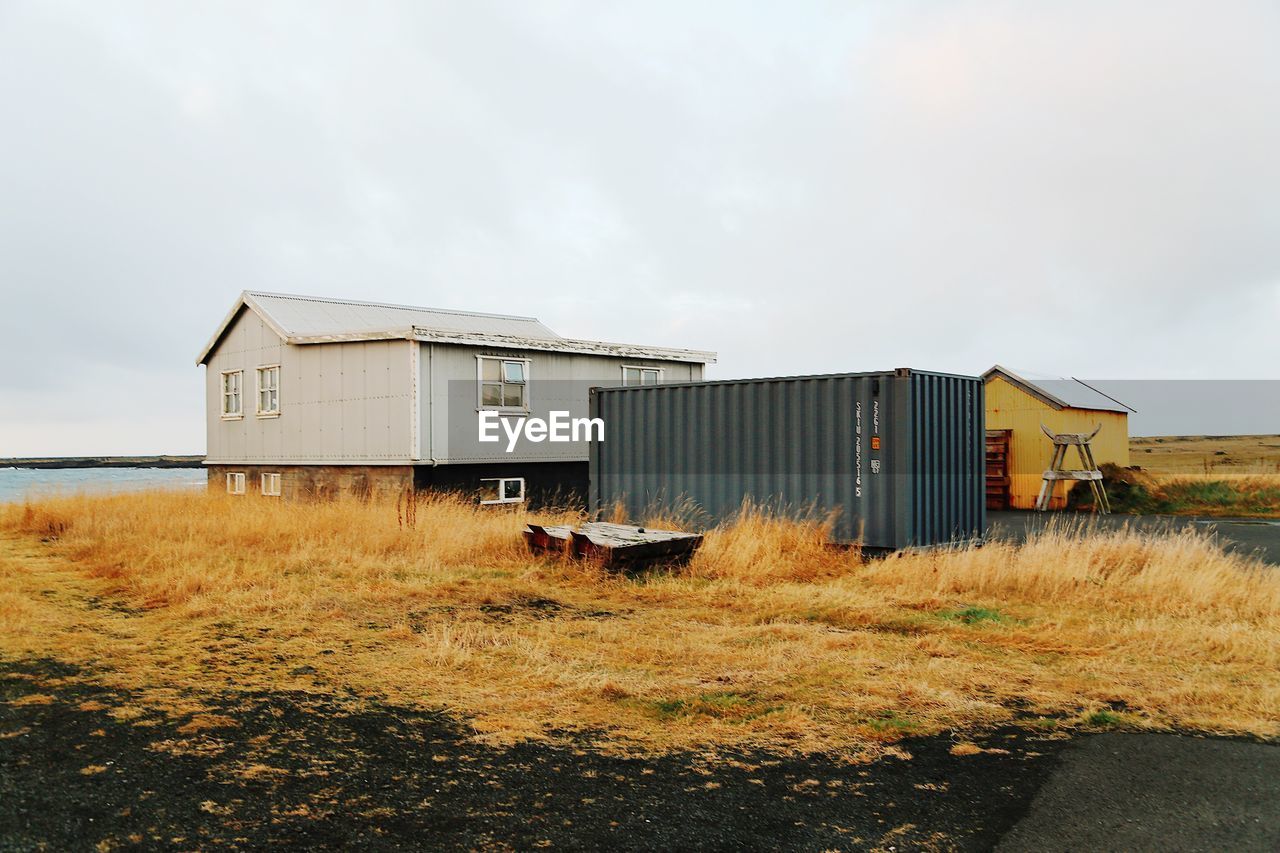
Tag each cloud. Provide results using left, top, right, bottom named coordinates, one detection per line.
left=1, top=0, right=1277, bottom=454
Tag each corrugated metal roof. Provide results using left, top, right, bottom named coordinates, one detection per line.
left=247, top=291, right=561, bottom=339
left=198, top=291, right=716, bottom=365
left=983, top=365, right=1136, bottom=413
left=1030, top=379, right=1135, bottom=413
left=408, top=327, right=717, bottom=363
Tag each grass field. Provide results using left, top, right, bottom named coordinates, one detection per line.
left=1131, top=434, right=1280, bottom=476
left=1115, top=435, right=1280, bottom=517
left=3, top=491, right=1277, bottom=758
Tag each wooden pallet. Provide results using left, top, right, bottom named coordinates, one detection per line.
left=524, top=522, right=704, bottom=571
left=985, top=429, right=1012, bottom=511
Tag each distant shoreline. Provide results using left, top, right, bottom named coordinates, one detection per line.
left=0, top=456, right=205, bottom=470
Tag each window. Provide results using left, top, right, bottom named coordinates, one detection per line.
left=479, top=477, right=525, bottom=505
left=220, top=370, right=243, bottom=418
left=256, top=365, right=280, bottom=416
left=478, top=357, right=528, bottom=409
left=226, top=472, right=246, bottom=495
left=622, top=366, right=663, bottom=386
left=260, top=472, right=281, bottom=497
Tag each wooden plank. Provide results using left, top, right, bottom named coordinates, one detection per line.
left=523, top=524, right=572, bottom=555
left=1039, top=470, right=1104, bottom=481
left=524, top=522, right=703, bottom=571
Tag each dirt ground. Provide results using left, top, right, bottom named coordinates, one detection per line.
left=4, top=660, right=1277, bottom=851
left=0, top=658, right=1070, bottom=851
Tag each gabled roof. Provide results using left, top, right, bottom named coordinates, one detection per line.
left=198, top=291, right=715, bottom=365
left=983, top=365, right=1136, bottom=414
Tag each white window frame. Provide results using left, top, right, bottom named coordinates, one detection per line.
left=220, top=370, right=243, bottom=419
left=622, top=365, right=664, bottom=386
left=479, top=477, right=525, bottom=505
left=226, top=472, right=246, bottom=495
left=256, top=364, right=281, bottom=417
left=260, top=472, right=282, bottom=497
left=476, top=356, right=531, bottom=412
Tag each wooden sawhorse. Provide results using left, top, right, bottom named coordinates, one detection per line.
left=1035, top=423, right=1111, bottom=513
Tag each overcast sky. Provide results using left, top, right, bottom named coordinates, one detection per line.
left=2, top=1, right=1278, bottom=455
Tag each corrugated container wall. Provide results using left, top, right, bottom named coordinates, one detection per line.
left=589, top=369, right=985, bottom=550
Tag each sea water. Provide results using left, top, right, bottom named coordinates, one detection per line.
left=0, top=468, right=205, bottom=503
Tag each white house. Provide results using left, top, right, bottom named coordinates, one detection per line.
left=198, top=291, right=715, bottom=504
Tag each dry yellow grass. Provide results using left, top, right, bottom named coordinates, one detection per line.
left=1158, top=473, right=1280, bottom=516
left=1131, top=434, right=1280, bottom=476
left=1085, top=464, right=1280, bottom=516
left=1114, top=435, right=1280, bottom=516
left=2, top=490, right=1278, bottom=757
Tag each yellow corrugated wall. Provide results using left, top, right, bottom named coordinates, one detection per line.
left=984, top=376, right=1130, bottom=509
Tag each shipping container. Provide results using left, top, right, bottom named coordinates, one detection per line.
left=589, top=369, right=985, bottom=551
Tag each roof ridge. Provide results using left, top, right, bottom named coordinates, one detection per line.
left=245, top=290, right=545, bottom=324
left=983, top=364, right=1068, bottom=410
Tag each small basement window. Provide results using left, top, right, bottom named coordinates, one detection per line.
left=221, top=370, right=243, bottom=418
left=622, top=366, right=662, bottom=386
left=257, top=365, right=280, bottom=416
left=479, top=477, right=525, bottom=505
left=226, top=472, right=246, bottom=495
left=479, top=357, right=528, bottom=409
left=261, top=472, right=281, bottom=497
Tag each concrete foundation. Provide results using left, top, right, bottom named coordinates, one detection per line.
left=207, top=464, right=414, bottom=502
left=207, top=461, right=586, bottom=508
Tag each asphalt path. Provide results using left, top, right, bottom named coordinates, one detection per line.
left=998, top=733, right=1280, bottom=852
left=988, top=510, right=1280, bottom=566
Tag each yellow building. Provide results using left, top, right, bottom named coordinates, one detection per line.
left=983, top=366, right=1134, bottom=510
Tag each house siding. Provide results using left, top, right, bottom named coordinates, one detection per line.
left=204, top=307, right=415, bottom=464
left=420, top=343, right=703, bottom=465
